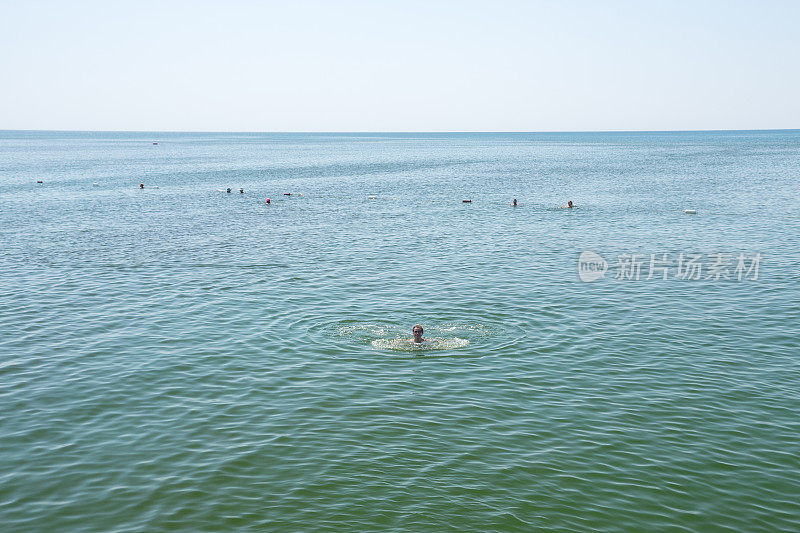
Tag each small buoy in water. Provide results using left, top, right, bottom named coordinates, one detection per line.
left=684, top=209, right=697, bottom=215
left=266, top=198, right=271, bottom=204
left=153, top=142, right=158, bottom=145
left=37, top=180, right=43, bottom=184
left=284, top=193, right=291, bottom=196
left=92, top=182, right=99, bottom=186
left=462, top=199, right=472, bottom=203
left=368, top=195, right=377, bottom=199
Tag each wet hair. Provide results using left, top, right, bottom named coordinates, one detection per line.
left=413, top=324, right=423, bottom=333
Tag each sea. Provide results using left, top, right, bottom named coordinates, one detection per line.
left=1, top=130, right=798, bottom=531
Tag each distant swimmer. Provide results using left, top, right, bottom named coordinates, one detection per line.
left=227, top=188, right=231, bottom=193
left=560, top=200, right=576, bottom=209
left=512, top=198, right=518, bottom=206
left=140, top=182, right=144, bottom=189
left=239, top=188, right=244, bottom=194
left=265, top=198, right=271, bottom=204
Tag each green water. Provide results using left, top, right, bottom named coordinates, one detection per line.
left=1, top=131, right=799, bottom=531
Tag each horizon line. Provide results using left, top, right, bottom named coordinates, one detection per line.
left=1, top=128, right=798, bottom=135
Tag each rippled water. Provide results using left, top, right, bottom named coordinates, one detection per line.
left=1, top=131, right=799, bottom=531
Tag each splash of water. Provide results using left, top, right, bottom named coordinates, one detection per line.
left=317, top=321, right=496, bottom=354
left=370, top=337, right=470, bottom=352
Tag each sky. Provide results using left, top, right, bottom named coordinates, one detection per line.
left=1, top=0, right=798, bottom=132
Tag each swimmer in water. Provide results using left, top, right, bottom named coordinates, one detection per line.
left=512, top=198, right=518, bottom=206
left=560, top=200, right=576, bottom=208
left=140, top=182, right=144, bottom=189
left=227, top=188, right=231, bottom=194
left=239, top=188, right=244, bottom=194
left=410, top=324, right=427, bottom=343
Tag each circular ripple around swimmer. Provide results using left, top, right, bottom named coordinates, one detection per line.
left=305, top=320, right=401, bottom=351
left=434, top=321, right=528, bottom=353
left=306, top=319, right=527, bottom=356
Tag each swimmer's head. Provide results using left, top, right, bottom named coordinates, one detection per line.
left=412, top=324, right=424, bottom=342
left=567, top=200, right=573, bottom=207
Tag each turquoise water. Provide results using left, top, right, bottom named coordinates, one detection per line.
left=1, top=130, right=799, bottom=531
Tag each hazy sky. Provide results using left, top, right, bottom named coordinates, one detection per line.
left=1, top=1, right=798, bottom=131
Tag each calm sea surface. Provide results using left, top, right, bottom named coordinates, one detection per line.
left=1, top=130, right=799, bottom=531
